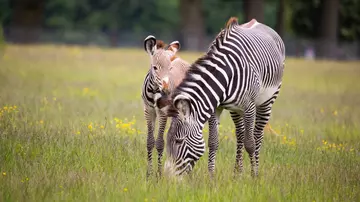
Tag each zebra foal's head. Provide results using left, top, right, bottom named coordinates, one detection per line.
left=157, top=94, right=206, bottom=176
left=144, top=35, right=181, bottom=95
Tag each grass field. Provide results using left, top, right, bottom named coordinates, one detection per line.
left=0, top=44, right=359, bottom=202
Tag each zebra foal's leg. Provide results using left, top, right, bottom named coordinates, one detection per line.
left=254, top=87, right=281, bottom=176
left=230, top=112, right=245, bottom=174
left=145, top=107, right=156, bottom=179
left=243, top=103, right=257, bottom=177
left=156, top=109, right=167, bottom=177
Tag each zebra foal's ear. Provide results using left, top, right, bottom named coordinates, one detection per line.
left=144, top=35, right=157, bottom=55
left=168, top=41, right=181, bottom=53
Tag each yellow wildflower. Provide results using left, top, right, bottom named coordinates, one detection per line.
left=3, top=106, right=8, bottom=110
left=2, top=172, right=6, bottom=176
left=121, top=123, right=131, bottom=130
left=83, top=88, right=89, bottom=95
left=300, top=129, right=304, bottom=135
left=349, top=148, right=354, bottom=152
left=13, top=105, right=17, bottom=109
left=88, top=123, right=93, bottom=131
left=320, top=108, right=324, bottom=113
left=224, top=135, right=228, bottom=140
left=53, top=97, right=57, bottom=101
left=145, top=198, right=148, bottom=202
left=100, top=125, right=104, bottom=129
left=333, top=110, right=338, bottom=116
left=123, top=188, right=128, bottom=192
left=39, top=120, right=44, bottom=124
left=76, top=131, right=81, bottom=135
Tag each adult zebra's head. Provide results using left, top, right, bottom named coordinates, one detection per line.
left=157, top=94, right=206, bottom=176
left=144, top=35, right=181, bottom=97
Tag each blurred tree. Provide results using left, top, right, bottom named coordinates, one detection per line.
left=203, top=0, right=243, bottom=38
left=0, top=25, right=4, bottom=54
left=290, top=0, right=360, bottom=41
left=318, top=0, right=340, bottom=58
left=244, top=0, right=264, bottom=23
left=290, top=0, right=322, bottom=38
left=275, top=0, right=285, bottom=38
left=179, top=0, right=205, bottom=51
left=9, top=0, right=44, bottom=43
left=0, top=0, right=11, bottom=26
left=339, top=0, right=360, bottom=42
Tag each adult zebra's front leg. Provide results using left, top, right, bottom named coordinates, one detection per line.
left=156, top=109, right=167, bottom=177
left=145, top=107, right=156, bottom=179
left=230, top=111, right=245, bottom=174
left=207, top=109, right=223, bottom=177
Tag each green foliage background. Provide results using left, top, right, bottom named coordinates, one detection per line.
left=0, top=0, right=359, bottom=41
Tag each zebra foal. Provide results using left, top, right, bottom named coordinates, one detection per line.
left=157, top=17, right=286, bottom=177
left=142, top=35, right=192, bottom=178
left=143, top=35, right=223, bottom=178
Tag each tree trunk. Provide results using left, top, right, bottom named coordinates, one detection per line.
left=244, top=0, right=264, bottom=23
left=108, top=30, right=119, bottom=47
left=9, top=0, right=44, bottom=43
left=317, top=0, right=340, bottom=59
left=275, top=0, right=285, bottom=39
left=179, top=0, right=205, bottom=51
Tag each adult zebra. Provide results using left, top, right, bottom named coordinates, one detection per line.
left=157, top=17, right=285, bottom=177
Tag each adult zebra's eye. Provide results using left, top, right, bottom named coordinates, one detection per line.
left=153, top=66, right=158, bottom=71
left=175, top=138, right=184, bottom=144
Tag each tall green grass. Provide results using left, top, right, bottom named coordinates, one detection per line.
left=1, top=45, right=359, bottom=201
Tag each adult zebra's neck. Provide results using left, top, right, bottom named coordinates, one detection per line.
left=172, top=53, right=231, bottom=126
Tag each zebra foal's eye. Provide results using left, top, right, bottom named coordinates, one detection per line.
left=153, top=66, right=158, bottom=71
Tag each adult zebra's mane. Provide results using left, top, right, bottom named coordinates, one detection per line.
left=166, top=17, right=240, bottom=117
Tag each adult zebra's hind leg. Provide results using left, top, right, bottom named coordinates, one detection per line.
left=230, top=111, right=245, bottom=174
left=243, top=103, right=257, bottom=177
left=207, top=109, right=222, bottom=178
left=254, top=86, right=281, bottom=177
left=145, top=107, right=156, bottom=179
left=156, top=109, right=167, bottom=178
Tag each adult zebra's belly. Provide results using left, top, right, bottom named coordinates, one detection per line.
left=255, top=85, right=279, bottom=106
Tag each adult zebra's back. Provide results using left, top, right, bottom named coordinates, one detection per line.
left=157, top=17, right=285, bottom=176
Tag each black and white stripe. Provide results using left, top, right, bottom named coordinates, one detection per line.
left=159, top=18, right=285, bottom=176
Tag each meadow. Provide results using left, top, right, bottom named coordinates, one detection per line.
left=0, top=44, right=359, bottom=202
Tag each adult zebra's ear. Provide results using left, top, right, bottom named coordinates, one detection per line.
left=174, top=99, right=190, bottom=121
left=144, top=35, right=157, bottom=55
left=168, top=41, right=180, bottom=54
